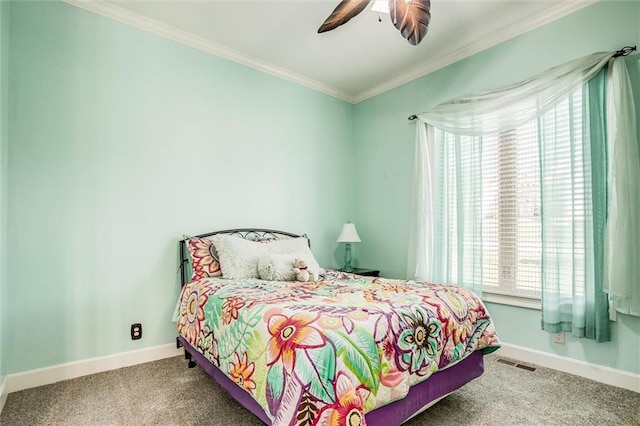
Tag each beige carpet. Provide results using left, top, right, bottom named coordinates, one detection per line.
left=1, top=354, right=638, bottom=425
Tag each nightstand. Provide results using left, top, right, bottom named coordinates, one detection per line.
left=343, top=268, right=380, bottom=277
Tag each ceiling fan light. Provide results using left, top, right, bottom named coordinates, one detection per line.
left=371, top=0, right=389, bottom=14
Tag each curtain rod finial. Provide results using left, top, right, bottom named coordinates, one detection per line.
left=408, top=114, right=418, bottom=121
left=614, top=45, right=636, bottom=57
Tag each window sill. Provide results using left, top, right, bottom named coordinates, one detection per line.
left=482, top=292, right=541, bottom=310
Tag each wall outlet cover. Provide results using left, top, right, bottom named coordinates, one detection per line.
left=131, top=323, right=142, bottom=340
left=553, top=331, right=565, bottom=344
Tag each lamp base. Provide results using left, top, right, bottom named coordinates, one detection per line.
left=342, top=243, right=353, bottom=272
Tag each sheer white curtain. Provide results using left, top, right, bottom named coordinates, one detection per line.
left=407, top=123, right=435, bottom=281
left=604, top=58, right=640, bottom=316
left=407, top=52, right=639, bottom=324
left=408, top=52, right=613, bottom=280
left=413, top=53, right=612, bottom=135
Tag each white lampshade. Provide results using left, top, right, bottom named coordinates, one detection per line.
left=337, top=223, right=361, bottom=243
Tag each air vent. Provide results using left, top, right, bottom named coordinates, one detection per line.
left=496, top=357, right=536, bottom=372
left=515, top=363, right=536, bottom=372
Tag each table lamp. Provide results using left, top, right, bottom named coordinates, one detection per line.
left=337, top=222, right=361, bottom=272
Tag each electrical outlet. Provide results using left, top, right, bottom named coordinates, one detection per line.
left=131, top=323, right=142, bottom=340
left=553, top=331, right=565, bottom=344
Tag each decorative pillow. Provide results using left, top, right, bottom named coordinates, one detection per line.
left=263, top=237, right=308, bottom=251
left=258, top=253, right=321, bottom=281
left=185, top=237, right=222, bottom=281
left=211, top=235, right=266, bottom=279
left=261, top=237, right=321, bottom=275
left=258, top=254, right=297, bottom=281
left=212, top=235, right=321, bottom=280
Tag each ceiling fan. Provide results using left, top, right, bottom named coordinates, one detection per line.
left=318, top=0, right=431, bottom=46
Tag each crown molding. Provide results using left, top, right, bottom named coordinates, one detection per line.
left=352, top=0, right=597, bottom=103
left=62, top=0, right=357, bottom=103
left=63, top=0, right=595, bottom=105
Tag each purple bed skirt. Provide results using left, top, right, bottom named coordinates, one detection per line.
left=178, top=336, right=485, bottom=425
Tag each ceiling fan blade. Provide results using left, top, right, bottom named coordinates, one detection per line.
left=389, top=0, right=431, bottom=46
left=318, top=0, right=372, bottom=33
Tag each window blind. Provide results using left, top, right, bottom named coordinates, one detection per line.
left=434, top=87, right=586, bottom=299
left=539, top=90, right=588, bottom=299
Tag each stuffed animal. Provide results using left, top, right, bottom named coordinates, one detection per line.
left=293, top=258, right=314, bottom=282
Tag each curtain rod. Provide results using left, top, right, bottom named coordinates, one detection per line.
left=407, top=45, right=637, bottom=121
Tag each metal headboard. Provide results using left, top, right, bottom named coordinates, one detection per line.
left=179, top=228, right=308, bottom=287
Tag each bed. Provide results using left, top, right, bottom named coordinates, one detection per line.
left=176, top=228, right=500, bottom=426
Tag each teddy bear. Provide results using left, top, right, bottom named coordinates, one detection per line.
left=293, top=258, right=315, bottom=282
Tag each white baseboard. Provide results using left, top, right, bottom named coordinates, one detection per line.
left=6, top=343, right=183, bottom=394
left=3, top=341, right=636, bottom=403
left=497, top=342, right=640, bottom=393
left=0, top=376, right=8, bottom=416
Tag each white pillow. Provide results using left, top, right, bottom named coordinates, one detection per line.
left=212, top=235, right=265, bottom=279
left=212, top=235, right=321, bottom=280
left=258, top=253, right=321, bottom=281
left=264, top=238, right=321, bottom=275
left=264, top=237, right=309, bottom=252
left=258, top=254, right=296, bottom=281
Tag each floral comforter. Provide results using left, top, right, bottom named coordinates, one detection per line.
left=177, top=271, right=500, bottom=426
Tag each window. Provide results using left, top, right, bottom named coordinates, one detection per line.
left=411, top=54, right=635, bottom=338
left=432, top=88, right=587, bottom=301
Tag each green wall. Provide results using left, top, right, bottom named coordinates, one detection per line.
left=1, top=0, right=9, bottom=385
left=353, top=1, right=640, bottom=374
left=3, top=0, right=640, bottom=378
left=6, top=1, right=354, bottom=373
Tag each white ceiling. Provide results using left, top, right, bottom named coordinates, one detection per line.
left=66, top=0, right=594, bottom=103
